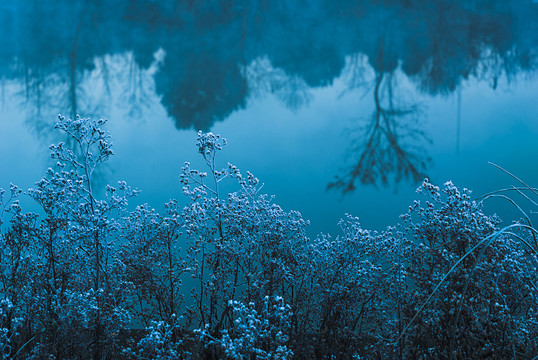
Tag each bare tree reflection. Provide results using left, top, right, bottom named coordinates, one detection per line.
left=16, top=10, right=109, bottom=141
left=1, top=0, right=537, bottom=193
left=16, top=31, right=117, bottom=189
left=329, top=69, right=430, bottom=193
left=2, top=0, right=537, bottom=132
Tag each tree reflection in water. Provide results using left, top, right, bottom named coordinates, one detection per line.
left=0, top=0, right=537, bottom=191
left=329, top=69, right=430, bottom=192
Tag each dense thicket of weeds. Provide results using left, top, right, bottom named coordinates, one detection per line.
left=0, top=116, right=536, bottom=359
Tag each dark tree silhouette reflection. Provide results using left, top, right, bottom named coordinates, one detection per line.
left=3, top=0, right=536, bottom=131
left=155, top=50, right=248, bottom=130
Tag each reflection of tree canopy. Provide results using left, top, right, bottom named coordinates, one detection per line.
left=154, top=43, right=248, bottom=130
left=1, top=0, right=536, bottom=130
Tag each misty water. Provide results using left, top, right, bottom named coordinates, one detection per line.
left=1, top=0, right=537, bottom=236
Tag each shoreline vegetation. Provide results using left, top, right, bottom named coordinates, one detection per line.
left=1, top=116, right=537, bottom=359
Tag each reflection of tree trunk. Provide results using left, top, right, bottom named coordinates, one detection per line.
left=351, top=73, right=384, bottom=189
left=91, top=12, right=111, bottom=97
left=379, top=84, right=423, bottom=185
left=69, top=22, right=82, bottom=119
left=456, top=88, right=461, bottom=154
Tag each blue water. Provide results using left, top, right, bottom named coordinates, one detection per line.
left=1, top=0, right=538, bottom=236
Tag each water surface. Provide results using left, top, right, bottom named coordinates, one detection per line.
left=1, top=0, right=537, bottom=236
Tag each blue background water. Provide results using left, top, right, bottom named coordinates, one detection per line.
left=1, top=0, right=537, bottom=236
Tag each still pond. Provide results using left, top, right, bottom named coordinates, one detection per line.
left=1, top=0, right=537, bottom=236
